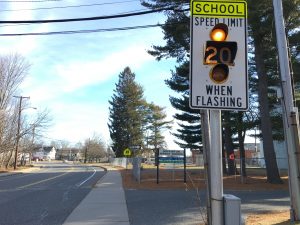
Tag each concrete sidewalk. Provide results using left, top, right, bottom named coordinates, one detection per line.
left=63, top=170, right=130, bottom=225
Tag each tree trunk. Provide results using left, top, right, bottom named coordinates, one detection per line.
left=223, top=112, right=235, bottom=175
left=254, top=40, right=283, bottom=184
left=5, top=150, right=14, bottom=169
left=222, top=147, right=227, bottom=175
left=237, top=112, right=247, bottom=177
left=0, top=151, right=4, bottom=167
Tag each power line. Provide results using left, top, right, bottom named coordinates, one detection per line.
left=0, top=0, right=63, bottom=2
left=0, top=0, right=140, bottom=12
left=0, top=7, right=188, bottom=24
left=0, top=9, right=148, bottom=27
left=0, top=8, right=152, bottom=28
left=0, top=22, right=186, bottom=36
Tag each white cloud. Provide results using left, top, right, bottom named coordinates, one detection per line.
left=46, top=102, right=110, bottom=145
left=3, top=2, right=34, bottom=34
left=0, top=23, right=50, bottom=56
left=22, top=43, right=153, bottom=104
left=55, top=45, right=152, bottom=93
left=22, top=44, right=153, bottom=105
left=11, top=37, right=40, bottom=55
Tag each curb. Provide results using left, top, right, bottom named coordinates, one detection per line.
left=0, top=166, right=41, bottom=177
left=98, top=165, right=108, bottom=172
left=0, top=172, right=23, bottom=177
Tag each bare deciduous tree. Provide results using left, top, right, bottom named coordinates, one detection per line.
left=84, top=136, right=107, bottom=163
left=18, top=109, right=52, bottom=165
left=0, top=53, right=52, bottom=168
left=0, top=54, right=30, bottom=168
left=0, top=53, right=30, bottom=109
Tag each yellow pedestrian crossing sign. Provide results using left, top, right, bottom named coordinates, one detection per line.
left=123, top=148, right=132, bottom=157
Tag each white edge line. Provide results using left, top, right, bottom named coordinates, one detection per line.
left=76, top=168, right=97, bottom=187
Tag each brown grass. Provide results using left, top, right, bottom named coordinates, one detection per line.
left=121, top=168, right=289, bottom=191
left=245, top=211, right=299, bottom=225
left=0, top=165, right=34, bottom=173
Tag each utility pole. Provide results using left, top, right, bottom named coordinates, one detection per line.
left=84, top=138, right=90, bottom=163
left=29, top=124, right=35, bottom=165
left=84, top=145, right=88, bottom=163
left=31, top=125, right=35, bottom=146
left=273, top=0, right=300, bottom=221
left=13, top=96, right=30, bottom=170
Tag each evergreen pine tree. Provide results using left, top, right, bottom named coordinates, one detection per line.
left=145, top=103, right=172, bottom=150
left=108, top=67, right=146, bottom=157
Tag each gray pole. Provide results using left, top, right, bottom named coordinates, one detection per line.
left=272, top=0, right=300, bottom=221
left=183, top=148, right=186, bottom=183
left=13, top=96, right=30, bottom=170
left=200, top=110, right=212, bottom=225
left=29, top=124, right=35, bottom=165
left=84, top=138, right=90, bottom=163
left=209, top=110, right=223, bottom=224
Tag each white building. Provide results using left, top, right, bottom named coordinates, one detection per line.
left=258, top=141, right=288, bottom=169
left=257, top=86, right=289, bottom=170
left=32, top=146, right=56, bottom=161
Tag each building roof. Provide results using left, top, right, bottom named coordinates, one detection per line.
left=43, top=146, right=55, bottom=153
left=57, top=148, right=82, bottom=154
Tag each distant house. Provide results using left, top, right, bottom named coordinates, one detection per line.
left=234, top=142, right=260, bottom=159
left=256, top=86, right=288, bottom=169
left=258, top=141, right=288, bottom=169
left=55, top=148, right=83, bottom=161
left=32, top=146, right=56, bottom=161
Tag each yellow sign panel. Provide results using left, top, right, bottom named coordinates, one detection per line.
left=123, top=148, right=132, bottom=156
left=191, top=0, right=247, bottom=18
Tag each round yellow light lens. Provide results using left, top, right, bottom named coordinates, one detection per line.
left=210, top=28, right=226, bottom=41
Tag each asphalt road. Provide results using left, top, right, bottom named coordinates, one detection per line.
left=125, top=189, right=290, bottom=225
left=0, top=161, right=105, bottom=225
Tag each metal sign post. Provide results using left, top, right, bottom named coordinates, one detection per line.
left=123, top=148, right=132, bottom=170
left=157, top=149, right=186, bottom=184
left=201, top=110, right=212, bottom=225
left=209, top=110, right=223, bottom=224
left=190, top=1, right=248, bottom=224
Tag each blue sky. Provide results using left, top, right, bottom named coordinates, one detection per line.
left=0, top=0, right=181, bottom=147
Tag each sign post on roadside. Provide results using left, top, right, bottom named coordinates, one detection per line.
left=123, top=148, right=132, bottom=170
left=190, top=0, right=248, bottom=224
left=156, top=149, right=186, bottom=184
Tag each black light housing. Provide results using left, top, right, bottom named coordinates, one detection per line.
left=210, top=63, right=229, bottom=84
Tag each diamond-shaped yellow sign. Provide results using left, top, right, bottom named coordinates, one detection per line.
left=123, top=148, right=132, bottom=157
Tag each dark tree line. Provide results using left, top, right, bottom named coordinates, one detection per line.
left=141, top=0, right=299, bottom=183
